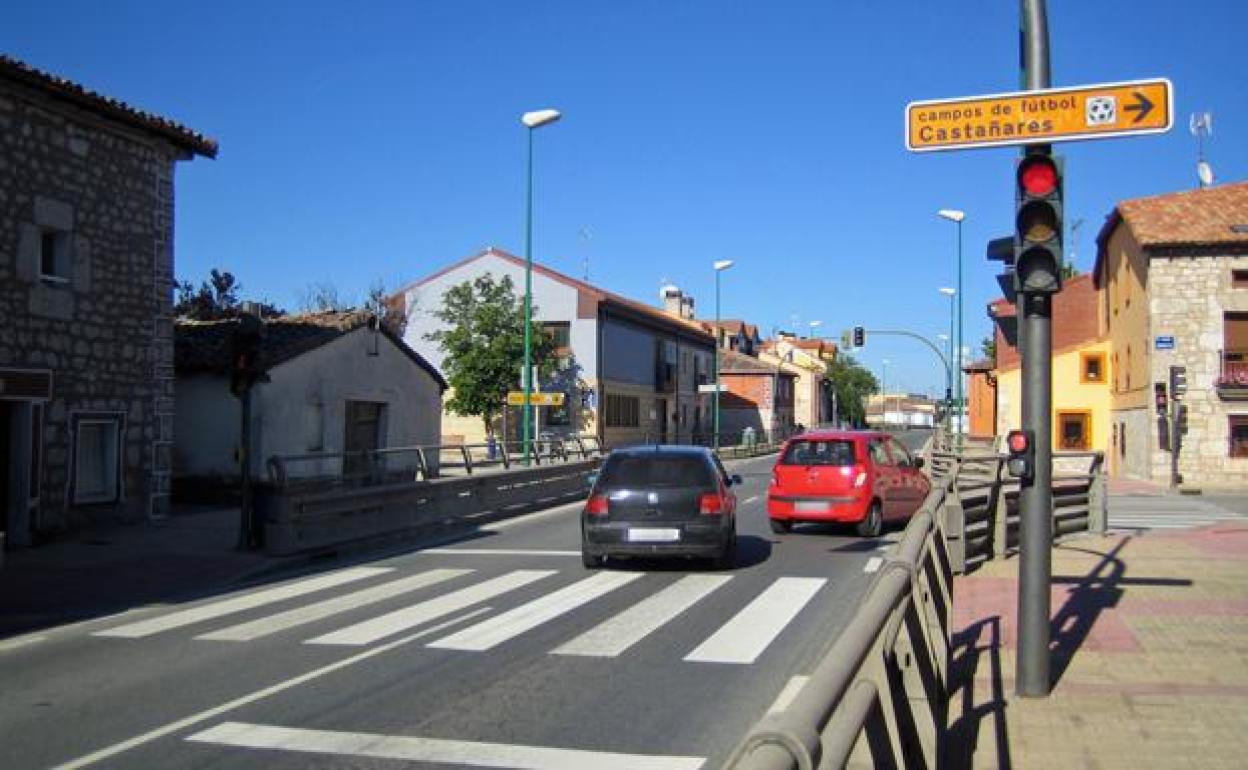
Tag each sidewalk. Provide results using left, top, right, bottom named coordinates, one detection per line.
left=0, top=506, right=289, bottom=639
left=948, top=521, right=1248, bottom=769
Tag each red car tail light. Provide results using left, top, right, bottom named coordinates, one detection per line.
left=584, top=494, right=609, bottom=516
left=699, top=492, right=726, bottom=515
left=853, top=465, right=868, bottom=489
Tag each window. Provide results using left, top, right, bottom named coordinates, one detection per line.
left=605, top=394, right=640, bottom=428
left=40, top=229, right=71, bottom=282
left=888, top=438, right=915, bottom=467
left=1234, top=270, right=1248, bottom=289
left=1081, top=352, right=1106, bottom=383
left=542, top=322, right=571, bottom=351
left=73, top=416, right=121, bottom=504
left=544, top=401, right=570, bottom=426
left=869, top=439, right=893, bottom=466
left=1057, top=411, right=1091, bottom=451
left=780, top=439, right=857, bottom=467
left=1231, top=416, right=1248, bottom=458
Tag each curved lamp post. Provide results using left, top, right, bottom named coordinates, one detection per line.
left=713, top=259, right=735, bottom=449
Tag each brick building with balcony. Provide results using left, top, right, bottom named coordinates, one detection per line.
left=1093, top=180, right=1248, bottom=487
left=0, top=56, right=216, bottom=547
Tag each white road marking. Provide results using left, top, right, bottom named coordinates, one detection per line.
left=684, top=577, right=826, bottom=664
left=187, top=721, right=705, bottom=770
left=92, top=567, right=393, bottom=639
left=422, top=548, right=580, bottom=557
left=429, top=571, right=644, bottom=652
left=479, top=501, right=584, bottom=532
left=863, top=557, right=884, bottom=573
left=744, top=496, right=760, bottom=505
left=307, top=570, right=555, bottom=646
left=49, top=607, right=492, bottom=770
left=196, top=569, right=471, bottom=642
left=767, top=675, right=810, bottom=714
left=0, top=634, right=47, bottom=653
left=553, top=575, right=732, bottom=658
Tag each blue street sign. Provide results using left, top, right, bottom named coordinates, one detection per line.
left=1155, top=336, right=1175, bottom=350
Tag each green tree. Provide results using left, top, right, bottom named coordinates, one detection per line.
left=825, top=354, right=878, bottom=427
left=981, top=335, right=996, bottom=364
left=425, top=273, right=558, bottom=436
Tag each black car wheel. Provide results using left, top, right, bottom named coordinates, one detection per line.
left=712, top=533, right=737, bottom=570
left=769, top=519, right=792, bottom=534
left=581, top=547, right=603, bottom=569
left=856, top=501, right=883, bottom=538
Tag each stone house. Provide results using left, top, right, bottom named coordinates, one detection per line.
left=761, top=336, right=835, bottom=428
left=0, top=55, right=216, bottom=546
left=1093, top=181, right=1248, bottom=488
left=395, top=248, right=717, bottom=448
left=173, top=311, right=446, bottom=490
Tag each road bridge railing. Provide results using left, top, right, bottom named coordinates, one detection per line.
left=724, top=482, right=955, bottom=769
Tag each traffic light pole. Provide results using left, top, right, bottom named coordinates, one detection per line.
left=1016, top=0, right=1054, bottom=698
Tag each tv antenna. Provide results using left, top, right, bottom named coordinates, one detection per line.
left=578, top=226, right=593, bottom=281
left=1189, top=111, right=1214, bottom=188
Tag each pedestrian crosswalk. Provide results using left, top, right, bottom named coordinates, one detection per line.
left=1108, top=496, right=1248, bottom=532
left=91, top=565, right=838, bottom=666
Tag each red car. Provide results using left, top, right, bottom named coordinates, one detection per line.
left=766, top=430, right=931, bottom=537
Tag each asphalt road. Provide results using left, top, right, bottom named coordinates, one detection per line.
left=0, top=452, right=908, bottom=770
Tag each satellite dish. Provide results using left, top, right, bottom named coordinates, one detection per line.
left=1198, top=162, right=1214, bottom=188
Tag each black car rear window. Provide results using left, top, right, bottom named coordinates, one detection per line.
left=598, top=455, right=717, bottom=488
left=779, top=439, right=857, bottom=466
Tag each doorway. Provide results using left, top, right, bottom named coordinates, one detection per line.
left=343, top=400, right=386, bottom=478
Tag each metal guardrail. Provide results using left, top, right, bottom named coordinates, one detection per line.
left=725, top=482, right=954, bottom=769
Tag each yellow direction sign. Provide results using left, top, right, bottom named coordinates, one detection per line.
left=506, top=391, right=565, bottom=407
left=906, top=78, right=1172, bottom=152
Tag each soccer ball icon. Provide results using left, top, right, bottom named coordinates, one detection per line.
left=1086, top=96, right=1116, bottom=126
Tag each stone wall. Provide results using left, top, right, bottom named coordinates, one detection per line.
left=0, top=81, right=182, bottom=531
left=1146, top=254, right=1248, bottom=488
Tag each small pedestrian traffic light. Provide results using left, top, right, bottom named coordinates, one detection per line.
left=1169, top=365, right=1187, bottom=399
left=852, top=326, right=865, bottom=347
left=1013, top=153, right=1064, bottom=295
left=1154, top=382, right=1168, bottom=415
left=1006, top=428, right=1035, bottom=481
left=230, top=314, right=265, bottom=398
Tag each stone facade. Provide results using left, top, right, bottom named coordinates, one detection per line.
left=1144, top=254, right=1248, bottom=487
left=0, top=62, right=212, bottom=539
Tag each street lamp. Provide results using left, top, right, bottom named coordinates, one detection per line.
left=880, top=358, right=889, bottom=429
left=938, top=209, right=966, bottom=445
left=808, top=320, right=822, bottom=338
left=713, top=259, right=735, bottom=449
left=521, top=108, right=561, bottom=466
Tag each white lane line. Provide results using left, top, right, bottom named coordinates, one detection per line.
left=480, top=501, right=584, bottom=532
left=863, top=557, right=884, bottom=573
left=553, top=575, right=732, bottom=658
left=422, top=549, right=580, bottom=557
left=684, top=577, right=826, bottom=665
left=196, top=569, right=471, bottom=642
left=187, top=721, right=705, bottom=770
left=429, top=571, right=644, bottom=652
left=306, top=570, right=555, bottom=646
left=744, top=496, right=760, bottom=505
left=49, top=607, right=493, bottom=770
left=0, top=635, right=47, bottom=653
left=93, top=567, right=393, bottom=639
left=767, top=675, right=810, bottom=714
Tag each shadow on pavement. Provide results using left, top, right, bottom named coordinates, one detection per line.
left=945, top=615, right=1012, bottom=770
left=599, top=534, right=773, bottom=572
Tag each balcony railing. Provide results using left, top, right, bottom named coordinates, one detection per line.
left=1218, top=349, right=1248, bottom=399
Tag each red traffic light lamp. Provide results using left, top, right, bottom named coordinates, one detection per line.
left=1013, top=153, right=1064, bottom=296
left=1006, top=428, right=1035, bottom=481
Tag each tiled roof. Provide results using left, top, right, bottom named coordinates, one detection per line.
left=1113, top=180, right=1248, bottom=247
left=0, top=54, right=217, bottom=158
left=400, top=248, right=714, bottom=343
left=175, top=311, right=446, bottom=389
left=721, top=349, right=796, bottom=375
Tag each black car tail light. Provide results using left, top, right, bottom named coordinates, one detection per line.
left=699, top=492, right=726, bottom=515
left=585, top=494, right=609, bottom=516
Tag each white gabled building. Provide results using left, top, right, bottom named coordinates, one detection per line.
left=395, top=248, right=718, bottom=447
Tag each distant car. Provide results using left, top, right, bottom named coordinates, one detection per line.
left=766, top=430, right=930, bottom=537
left=581, top=445, right=740, bottom=569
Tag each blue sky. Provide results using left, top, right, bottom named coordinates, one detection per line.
left=7, top=1, right=1246, bottom=394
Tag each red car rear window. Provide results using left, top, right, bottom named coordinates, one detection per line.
left=779, top=439, right=857, bottom=466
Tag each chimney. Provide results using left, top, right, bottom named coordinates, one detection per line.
left=680, top=294, right=695, bottom=319
left=661, top=284, right=683, bottom=317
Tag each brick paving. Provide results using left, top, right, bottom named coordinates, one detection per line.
left=947, top=521, right=1248, bottom=769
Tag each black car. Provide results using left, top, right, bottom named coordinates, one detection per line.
left=580, top=445, right=740, bottom=569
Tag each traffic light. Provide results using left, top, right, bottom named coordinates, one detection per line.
left=1154, top=382, right=1168, bottom=416
left=1013, top=152, right=1064, bottom=295
left=852, top=326, right=865, bottom=347
left=1006, top=429, right=1035, bottom=481
left=1169, top=365, right=1187, bottom=399
left=230, top=314, right=265, bottom=397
